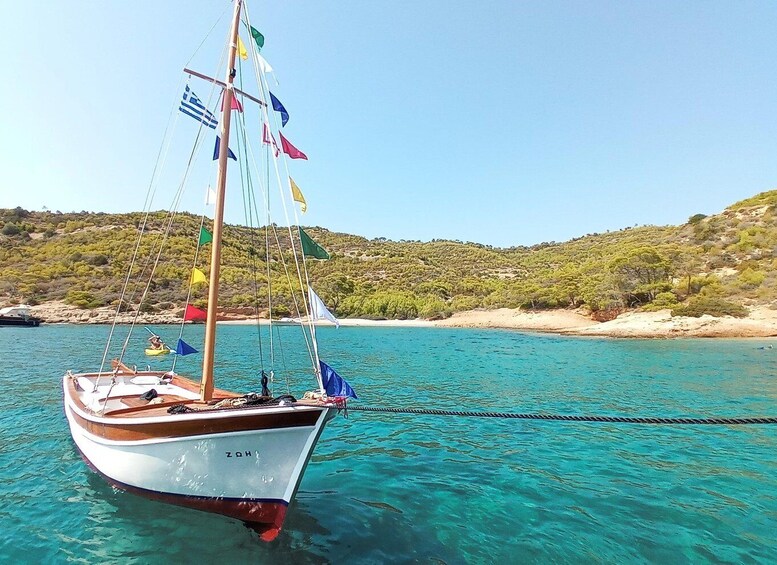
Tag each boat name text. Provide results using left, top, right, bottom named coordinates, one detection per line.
left=225, top=451, right=257, bottom=458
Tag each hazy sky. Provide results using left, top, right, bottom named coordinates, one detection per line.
left=1, top=1, right=776, bottom=247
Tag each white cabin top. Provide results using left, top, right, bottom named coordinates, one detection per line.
left=0, top=305, right=32, bottom=317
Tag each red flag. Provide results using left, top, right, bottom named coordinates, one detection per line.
left=184, top=304, right=208, bottom=321
left=262, top=123, right=279, bottom=157
left=221, top=95, right=244, bottom=112
left=279, top=132, right=308, bottom=160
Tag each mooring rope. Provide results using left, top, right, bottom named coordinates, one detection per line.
left=337, top=404, right=777, bottom=425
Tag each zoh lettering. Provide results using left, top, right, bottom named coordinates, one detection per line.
left=225, top=451, right=254, bottom=458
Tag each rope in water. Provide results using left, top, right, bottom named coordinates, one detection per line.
left=336, top=404, right=777, bottom=425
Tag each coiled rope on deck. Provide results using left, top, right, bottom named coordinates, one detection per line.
left=337, top=405, right=777, bottom=425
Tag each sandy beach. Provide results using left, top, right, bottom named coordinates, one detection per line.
left=434, top=306, right=777, bottom=338
left=218, top=317, right=436, bottom=328
left=28, top=302, right=777, bottom=339
left=226, top=306, right=777, bottom=338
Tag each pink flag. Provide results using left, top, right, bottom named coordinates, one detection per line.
left=221, top=95, right=244, bottom=112
left=184, top=304, right=208, bottom=321
left=262, top=123, right=280, bottom=157
left=279, top=132, right=308, bottom=160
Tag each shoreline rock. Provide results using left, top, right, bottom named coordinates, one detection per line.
left=28, top=301, right=251, bottom=325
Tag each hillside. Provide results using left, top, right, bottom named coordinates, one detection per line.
left=1, top=190, right=776, bottom=320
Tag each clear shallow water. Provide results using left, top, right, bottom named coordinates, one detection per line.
left=1, top=325, right=776, bottom=563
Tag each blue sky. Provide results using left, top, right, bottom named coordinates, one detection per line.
left=1, top=1, right=776, bottom=247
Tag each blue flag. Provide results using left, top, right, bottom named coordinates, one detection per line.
left=269, top=92, right=289, bottom=127
left=175, top=338, right=198, bottom=356
left=213, top=136, right=237, bottom=161
left=179, top=85, right=218, bottom=129
left=319, top=360, right=357, bottom=399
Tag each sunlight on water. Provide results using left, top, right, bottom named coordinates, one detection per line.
left=1, top=325, right=776, bottom=562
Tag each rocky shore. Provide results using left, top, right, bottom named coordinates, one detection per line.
left=27, top=301, right=777, bottom=339
left=30, top=301, right=183, bottom=325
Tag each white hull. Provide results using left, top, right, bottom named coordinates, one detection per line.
left=63, top=372, right=335, bottom=539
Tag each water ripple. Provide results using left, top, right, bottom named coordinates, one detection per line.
left=1, top=325, right=775, bottom=562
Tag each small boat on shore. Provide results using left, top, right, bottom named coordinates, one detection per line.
left=274, top=317, right=301, bottom=326
left=0, top=305, right=41, bottom=327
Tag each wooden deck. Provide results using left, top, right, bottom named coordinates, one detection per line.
left=68, top=371, right=327, bottom=421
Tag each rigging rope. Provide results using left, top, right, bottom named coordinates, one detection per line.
left=236, top=25, right=321, bottom=391
left=335, top=404, right=777, bottom=426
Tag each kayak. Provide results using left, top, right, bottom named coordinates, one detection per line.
left=145, top=347, right=171, bottom=356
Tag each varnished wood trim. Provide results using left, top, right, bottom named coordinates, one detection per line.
left=65, top=374, right=324, bottom=441
left=68, top=403, right=322, bottom=441
left=104, top=396, right=192, bottom=416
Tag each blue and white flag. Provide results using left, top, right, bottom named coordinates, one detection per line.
left=269, top=92, right=289, bottom=127
left=319, top=360, right=357, bottom=399
left=179, top=85, right=218, bottom=129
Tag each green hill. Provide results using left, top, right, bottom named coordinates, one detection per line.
left=1, top=190, right=776, bottom=320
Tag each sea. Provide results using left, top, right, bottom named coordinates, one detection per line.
left=1, top=324, right=776, bottom=564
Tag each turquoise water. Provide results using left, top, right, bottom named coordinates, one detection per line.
left=1, top=325, right=776, bottom=563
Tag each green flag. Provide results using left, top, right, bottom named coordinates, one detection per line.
left=299, top=227, right=329, bottom=260
left=249, top=25, right=265, bottom=51
left=198, top=226, right=213, bottom=246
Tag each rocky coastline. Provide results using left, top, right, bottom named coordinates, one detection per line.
left=25, top=301, right=777, bottom=339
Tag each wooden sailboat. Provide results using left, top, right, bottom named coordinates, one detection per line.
left=62, top=0, right=352, bottom=542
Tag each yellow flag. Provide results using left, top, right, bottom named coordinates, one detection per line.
left=289, top=177, right=307, bottom=213
left=237, top=36, right=248, bottom=60
left=191, top=267, right=208, bottom=285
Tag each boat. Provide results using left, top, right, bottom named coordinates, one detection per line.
left=62, top=0, right=356, bottom=542
left=0, top=304, right=41, bottom=327
left=274, top=317, right=301, bottom=326
left=145, top=331, right=171, bottom=356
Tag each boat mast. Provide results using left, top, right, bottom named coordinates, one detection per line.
left=200, top=0, right=243, bottom=401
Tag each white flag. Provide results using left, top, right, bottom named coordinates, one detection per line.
left=257, top=54, right=273, bottom=74
left=205, top=186, right=217, bottom=205
left=308, top=286, right=339, bottom=327
left=257, top=54, right=279, bottom=85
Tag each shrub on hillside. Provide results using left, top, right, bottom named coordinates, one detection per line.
left=65, top=290, right=105, bottom=309
left=643, top=291, right=678, bottom=311
left=2, top=222, right=20, bottom=236
left=738, top=267, right=766, bottom=289
left=450, top=295, right=481, bottom=311
left=684, top=275, right=722, bottom=297
left=671, top=297, right=747, bottom=318
left=688, top=213, right=707, bottom=224
left=417, top=296, right=451, bottom=320
left=88, top=254, right=109, bottom=266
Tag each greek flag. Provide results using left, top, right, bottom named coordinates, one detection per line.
left=179, top=85, right=218, bottom=129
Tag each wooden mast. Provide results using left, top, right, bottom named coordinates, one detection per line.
left=200, top=0, right=242, bottom=401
